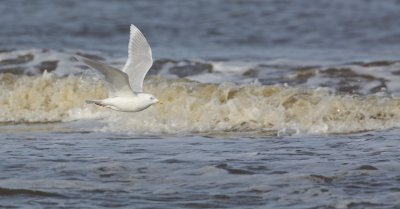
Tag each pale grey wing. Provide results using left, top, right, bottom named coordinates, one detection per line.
left=74, top=55, right=134, bottom=97
left=122, top=24, right=153, bottom=92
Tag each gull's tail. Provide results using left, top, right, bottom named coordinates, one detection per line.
left=86, top=99, right=106, bottom=107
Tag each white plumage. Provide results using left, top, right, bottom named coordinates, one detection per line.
left=75, top=24, right=159, bottom=112
left=122, top=25, right=153, bottom=92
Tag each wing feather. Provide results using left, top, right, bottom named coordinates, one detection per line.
left=75, top=55, right=134, bottom=97
left=122, top=24, right=153, bottom=92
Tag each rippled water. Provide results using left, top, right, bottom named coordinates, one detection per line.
left=1, top=0, right=400, bottom=208
left=2, top=0, right=400, bottom=61
left=1, top=124, right=400, bottom=208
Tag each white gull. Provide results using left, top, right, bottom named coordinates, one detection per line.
left=75, top=24, right=160, bottom=112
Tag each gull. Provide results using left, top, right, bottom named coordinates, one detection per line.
left=75, top=24, right=160, bottom=112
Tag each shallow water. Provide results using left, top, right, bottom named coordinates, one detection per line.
left=1, top=123, right=400, bottom=208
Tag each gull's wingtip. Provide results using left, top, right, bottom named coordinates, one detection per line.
left=73, top=55, right=97, bottom=65
left=73, top=54, right=86, bottom=62
left=129, top=24, right=140, bottom=35
left=130, top=24, right=137, bottom=29
left=130, top=24, right=148, bottom=37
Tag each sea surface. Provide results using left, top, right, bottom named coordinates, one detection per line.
left=1, top=0, right=400, bottom=208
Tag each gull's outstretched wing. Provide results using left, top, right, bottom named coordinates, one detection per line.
left=122, top=24, right=153, bottom=92
left=75, top=55, right=134, bottom=97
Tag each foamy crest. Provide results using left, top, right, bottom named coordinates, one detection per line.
left=2, top=73, right=400, bottom=135
left=106, top=77, right=400, bottom=135
left=0, top=73, right=107, bottom=123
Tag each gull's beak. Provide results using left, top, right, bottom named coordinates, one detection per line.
left=155, top=99, right=163, bottom=105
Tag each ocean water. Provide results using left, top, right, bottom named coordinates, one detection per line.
left=1, top=0, right=400, bottom=208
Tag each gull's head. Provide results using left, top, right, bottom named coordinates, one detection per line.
left=142, top=93, right=160, bottom=105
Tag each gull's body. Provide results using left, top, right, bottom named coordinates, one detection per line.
left=75, top=24, right=159, bottom=112
left=86, top=94, right=156, bottom=112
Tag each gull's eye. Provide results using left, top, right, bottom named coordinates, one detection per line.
left=150, top=97, right=154, bottom=100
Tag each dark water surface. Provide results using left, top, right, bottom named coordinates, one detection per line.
left=1, top=124, right=400, bottom=208
left=1, top=0, right=400, bottom=61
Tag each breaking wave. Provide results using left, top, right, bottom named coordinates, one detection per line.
left=2, top=72, right=400, bottom=135
left=0, top=73, right=105, bottom=123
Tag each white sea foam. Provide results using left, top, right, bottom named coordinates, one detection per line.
left=2, top=73, right=400, bottom=135
left=0, top=73, right=107, bottom=123
left=2, top=49, right=400, bottom=135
